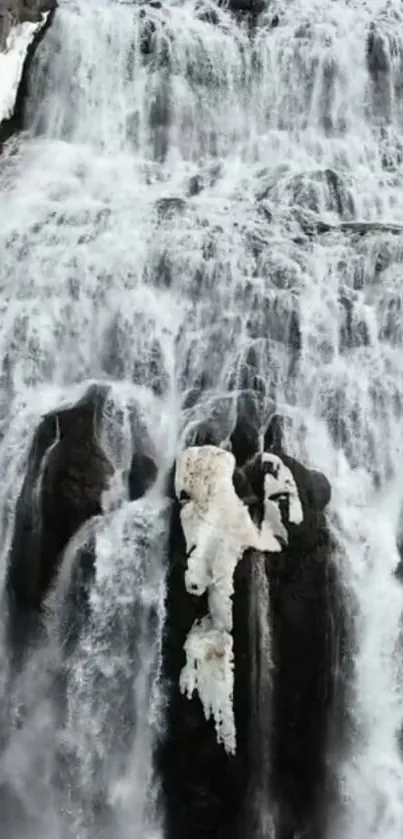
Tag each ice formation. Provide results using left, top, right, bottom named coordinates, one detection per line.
left=176, top=445, right=304, bottom=753
left=179, top=616, right=236, bottom=753
left=262, top=453, right=304, bottom=546
left=0, top=14, right=49, bottom=126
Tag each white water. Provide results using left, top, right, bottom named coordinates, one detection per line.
left=1, top=0, right=403, bottom=835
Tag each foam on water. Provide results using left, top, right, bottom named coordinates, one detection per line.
left=1, top=0, right=403, bottom=834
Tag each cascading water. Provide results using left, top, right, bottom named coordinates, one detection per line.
left=1, top=0, right=403, bottom=835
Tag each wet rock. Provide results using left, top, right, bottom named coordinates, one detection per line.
left=219, top=0, right=266, bottom=16
left=128, top=452, right=158, bottom=500
left=263, top=412, right=284, bottom=451
left=243, top=294, right=301, bottom=384
left=366, top=24, right=391, bottom=122
left=263, top=418, right=332, bottom=514
left=152, top=251, right=173, bottom=288
left=283, top=169, right=354, bottom=220
left=395, top=531, right=403, bottom=582
left=288, top=307, right=302, bottom=374
left=2, top=1, right=55, bottom=24
left=188, top=174, right=202, bottom=196
left=0, top=0, right=57, bottom=147
left=182, top=393, right=237, bottom=451
left=229, top=390, right=261, bottom=467
left=158, top=435, right=347, bottom=839
left=58, top=536, right=96, bottom=657
left=5, top=384, right=113, bottom=654
left=367, top=24, right=390, bottom=78
left=195, top=0, right=265, bottom=21
left=187, top=164, right=221, bottom=197
left=148, top=74, right=170, bottom=161
left=195, top=2, right=220, bottom=25
left=329, top=221, right=403, bottom=236
left=0, top=9, right=10, bottom=48
left=378, top=294, right=403, bottom=347
left=242, top=448, right=343, bottom=839
left=155, top=197, right=187, bottom=218
left=324, top=387, right=372, bottom=475
left=339, top=294, right=370, bottom=352
left=157, top=459, right=249, bottom=839
left=102, top=313, right=170, bottom=396
left=295, top=215, right=403, bottom=240
left=138, top=14, right=156, bottom=57
left=306, top=467, right=332, bottom=511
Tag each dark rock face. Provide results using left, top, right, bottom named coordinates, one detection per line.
left=5, top=385, right=113, bottom=654
left=158, top=420, right=348, bottom=839
left=157, top=497, right=245, bottom=839
left=232, top=438, right=346, bottom=839
left=0, top=0, right=57, bottom=147
left=230, top=391, right=261, bottom=467
left=259, top=441, right=345, bottom=839
left=128, top=452, right=158, bottom=501
left=219, top=0, right=266, bottom=16
left=1, top=0, right=55, bottom=30
left=194, top=0, right=265, bottom=23
left=267, top=548, right=344, bottom=839
left=366, top=24, right=391, bottom=122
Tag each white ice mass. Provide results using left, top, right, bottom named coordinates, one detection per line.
left=175, top=445, right=304, bottom=753
left=0, top=14, right=49, bottom=126
left=262, top=453, right=304, bottom=544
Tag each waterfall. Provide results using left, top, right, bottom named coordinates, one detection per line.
left=1, top=0, right=403, bottom=835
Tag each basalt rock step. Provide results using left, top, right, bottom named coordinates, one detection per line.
left=297, top=215, right=403, bottom=239
left=0, top=0, right=57, bottom=148
left=4, top=384, right=161, bottom=662
left=157, top=414, right=350, bottom=839
left=4, top=384, right=112, bottom=657
left=0, top=0, right=54, bottom=29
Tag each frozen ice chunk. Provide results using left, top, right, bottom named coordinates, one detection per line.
left=180, top=616, right=235, bottom=754
left=176, top=445, right=282, bottom=630
left=262, top=452, right=304, bottom=526
left=175, top=445, right=304, bottom=754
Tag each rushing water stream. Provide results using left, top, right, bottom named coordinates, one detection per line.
left=2, top=0, right=403, bottom=836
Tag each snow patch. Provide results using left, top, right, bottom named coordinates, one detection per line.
left=175, top=444, right=304, bottom=753
left=0, top=14, right=49, bottom=126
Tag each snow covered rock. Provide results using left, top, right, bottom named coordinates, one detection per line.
left=158, top=430, right=348, bottom=839
left=175, top=444, right=286, bottom=754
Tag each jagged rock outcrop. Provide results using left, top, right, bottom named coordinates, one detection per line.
left=0, top=0, right=57, bottom=147
left=218, top=0, right=266, bottom=17
left=128, top=452, right=158, bottom=501
left=157, top=412, right=349, bottom=839
left=5, top=384, right=162, bottom=663
left=261, top=417, right=348, bottom=839
left=366, top=23, right=392, bottom=122
left=1, top=0, right=54, bottom=34
left=5, top=385, right=113, bottom=655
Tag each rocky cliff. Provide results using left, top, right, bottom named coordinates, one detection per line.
left=0, top=0, right=56, bottom=145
